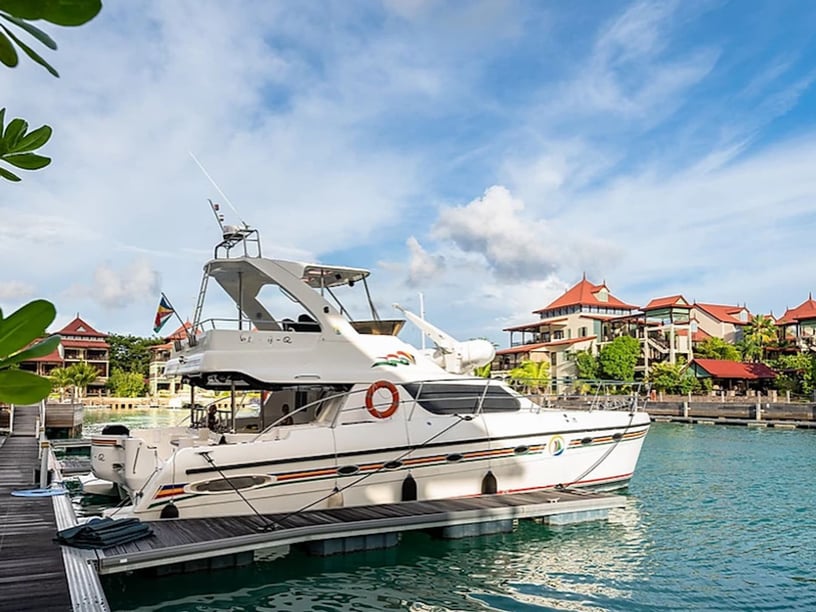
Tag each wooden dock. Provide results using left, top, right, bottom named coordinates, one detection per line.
left=0, top=405, right=108, bottom=612
left=650, top=415, right=816, bottom=428
left=86, top=488, right=624, bottom=575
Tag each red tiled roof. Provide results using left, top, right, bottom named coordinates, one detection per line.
left=495, top=336, right=597, bottom=355
left=692, top=328, right=712, bottom=342
left=57, top=316, right=107, bottom=338
left=534, top=277, right=637, bottom=313
left=580, top=313, right=622, bottom=321
left=496, top=343, right=549, bottom=355
left=694, top=303, right=750, bottom=325
left=26, top=349, right=62, bottom=363
left=61, top=339, right=108, bottom=349
left=644, top=295, right=690, bottom=310
left=544, top=335, right=597, bottom=348
left=692, top=359, right=776, bottom=380
left=776, top=295, right=816, bottom=325
left=502, top=317, right=569, bottom=332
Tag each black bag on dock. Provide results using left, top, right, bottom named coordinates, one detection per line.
left=55, top=517, right=153, bottom=549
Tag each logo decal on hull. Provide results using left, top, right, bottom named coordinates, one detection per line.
left=372, top=351, right=415, bottom=367
left=549, top=435, right=565, bottom=456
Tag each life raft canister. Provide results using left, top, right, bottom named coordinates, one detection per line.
left=365, top=380, right=400, bottom=419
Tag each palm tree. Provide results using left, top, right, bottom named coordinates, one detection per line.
left=509, top=359, right=550, bottom=395
left=65, top=362, right=100, bottom=401
left=744, top=314, right=777, bottom=362
left=49, top=367, right=73, bottom=402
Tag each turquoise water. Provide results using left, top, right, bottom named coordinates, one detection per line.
left=91, top=416, right=816, bottom=611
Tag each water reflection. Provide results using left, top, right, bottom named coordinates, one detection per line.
left=105, top=501, right=648, bottom=612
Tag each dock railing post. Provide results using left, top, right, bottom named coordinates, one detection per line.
left=39, top=435, right=50, bottom=488
left=755, top=396, right=762, bottom=422
left=683, top=401, right=689, bottom=419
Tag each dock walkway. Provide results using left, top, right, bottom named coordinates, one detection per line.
left=0, top=404, right=72, bottom=611
left=93, top=488, right=623, bottom=575
left=0, top=405, right=108, bottom=611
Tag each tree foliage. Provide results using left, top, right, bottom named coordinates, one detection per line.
left=694, top=337, right=740, bottom=361
left=63, top=361, right=98, bottom=400
left=769, top=352, right=816, bottom=397
left=0, top=0, right=101, bottom=182
left=0, top=300, right=60, bottom=403
left=571, top=349, right=599, bottom=380
left=49, top=366, right=72, bottom=401
left=598, top=336, right=640, bottom=382
left=108, top=367, right=146, bottom=397
left=743, top=314, right=778, bottom=362
left=647, top=361, right=700, bottom=394
left=509, top=359, right=550, bottom=394
left=47, top=361, right=98, bottom=402
left=107, top=333, right=162, bottom=377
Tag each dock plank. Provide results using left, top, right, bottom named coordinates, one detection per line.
left=0, top=405, right=72, bottom=611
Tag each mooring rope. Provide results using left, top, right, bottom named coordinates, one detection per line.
left=267, top=411, right=474, bottom=530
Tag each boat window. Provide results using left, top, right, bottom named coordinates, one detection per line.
left=403, top=383, right=520, bottom=414
left=189, top=475, right=270, bottom=493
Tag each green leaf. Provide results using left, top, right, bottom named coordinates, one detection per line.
left=0, top=299, right=56, bottom=357
left=12, top=124, right=51, bottom=152
left=0, top=107, right=5, bottom=130
left=3, top=152, right=50, bottom=169
left=0, top=164, right=21, bottom=181
left=0, top=13, right=57, bottom=49
left=42, top=0, right=102, bottom=27
left=0, top=334, right=61, bottom=367
left=0, top=24, right=58, bottom=77
left=0, top=368, right=52, bottom=404
left=0, top=29, right=17, bottom=67
left=2, top=116, right=27, bottom=147
left=0, top=2, right=47, bottom=20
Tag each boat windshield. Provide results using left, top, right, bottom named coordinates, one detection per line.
left=403, top=382, right=521, bottom=415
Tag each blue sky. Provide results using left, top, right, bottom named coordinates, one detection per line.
left=1, top=0, right=816, bottom=347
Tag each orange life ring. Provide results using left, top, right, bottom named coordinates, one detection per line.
left=365, top=380, right=400, bottom=419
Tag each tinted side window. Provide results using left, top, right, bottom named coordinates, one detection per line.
left=404, top=383, right=520, bottom=414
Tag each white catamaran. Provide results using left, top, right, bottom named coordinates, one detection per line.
left=91, top=204, right=650, bottom=521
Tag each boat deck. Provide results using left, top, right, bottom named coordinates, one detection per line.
left=93, top=488, right=624, bottom=575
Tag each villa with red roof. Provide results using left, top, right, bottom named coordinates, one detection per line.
left=689, top=359, right=776, bottom=392
left=495, top=275, right=639, bottom=381
left=776, top=294, right=816, bottom=350
left=692, top=302, right=750, bottom=344
left=494, top=277, right=764, bottom=384
left=20, top=315, right=110, bottom=396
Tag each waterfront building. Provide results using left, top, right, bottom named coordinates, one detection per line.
left=691, top=302, right=750, bottom=344
left=148, top=323, right=193, bottom=398
left=18, top=315, right=110, bottom=396
left=688, top=358, right=776, bottom=393
left=494, top=276, right=638, bottom=381
left=494, top=279, right=759, bottom=383
left=775, top=294, right=816, bottom=351
left=601, top=294, right=694, bottom=375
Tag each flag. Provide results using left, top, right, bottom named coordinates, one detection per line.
left=153, top=295, right=174, bottom=334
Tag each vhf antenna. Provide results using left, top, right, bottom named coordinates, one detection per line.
left=189, top=151, right=248, bottom=229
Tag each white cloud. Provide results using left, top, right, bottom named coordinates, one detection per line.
left=430, top=185, right=621, bottom=284
left=64, top=259, right=161, bottom=310
left=405, top=236, right=444, bottom=286
left=0, top=281, right=36, bottom=303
